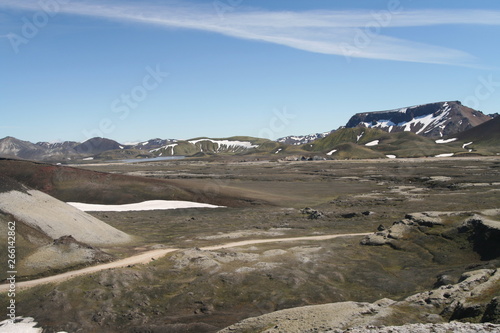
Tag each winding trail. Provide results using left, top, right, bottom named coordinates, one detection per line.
left=0, top=232, right=370, bottom=292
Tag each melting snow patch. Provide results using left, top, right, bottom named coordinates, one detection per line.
left=67, top=200, right=224, bottom=212
left=434, top=153, right=455, bottom=158
left=386, top=155, right=397, bottom=159
left=356, top=132, right=364, bottom=142
left=275, top=148, right=282, bottom=154
left=435, top=138, right=457, bottom=144
left=0, top=317, right=47, bottom=333
left=326, top=149, right=337, bottom=156
left=150, top=143, right=178, bottom=154
left=82, top=157, right=94, bottom=161
left=365, top=140, right=379, bottom=146
left=462, top=142, right=473, bottom=149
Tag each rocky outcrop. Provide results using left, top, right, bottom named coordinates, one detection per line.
left=360, top=218, right=416, bottom=247
left=329, top=322, right=500, bottom=332
left=361, top=211, right=500, bottom=255
left=405, top=212, right=443, bottom=227
left=218, top=269, right=500, bottom=332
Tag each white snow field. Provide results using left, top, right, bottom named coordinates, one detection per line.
left=364, top=140, right=379, bottom=146
left=327, top=149, right=337, bottom=156
left=435, top=138, right=457, bottom=144
left=67, top=200, right=224, bottom=212
left=0, top=317, right=67, bottom=333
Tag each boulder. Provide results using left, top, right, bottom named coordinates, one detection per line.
left=300, top=207, right=324, bottom=219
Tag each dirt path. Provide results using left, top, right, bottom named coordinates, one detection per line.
left=0, top=233, right=370, bottom=292
left=200, top=233, right=371, bottom=251
left=0, top=248, right=178, bottom=293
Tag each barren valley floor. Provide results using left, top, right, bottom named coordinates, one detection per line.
left=1, top=157, right=499, bottom=332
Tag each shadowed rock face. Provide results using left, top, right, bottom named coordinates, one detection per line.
left=459, top=215, right=500, bottom=260
left=345, top=101, right=491, bottom=138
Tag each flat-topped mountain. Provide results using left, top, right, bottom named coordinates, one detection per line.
left=345, top=101, right=491, bottom=138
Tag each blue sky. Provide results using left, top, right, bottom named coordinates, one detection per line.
left=1, top=0, right=500, bottom=143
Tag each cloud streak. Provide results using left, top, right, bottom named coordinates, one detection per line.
left=2, top=0, right=499, bottom=66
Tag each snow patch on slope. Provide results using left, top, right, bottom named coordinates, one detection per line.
left=150, top=143, right=178, bottom=155
left=435, top=138, right=457, bottom=144
left=0, top=317, right=42, bottom=333
left=365, top=140, right=379, bottom=146
left=188, top=139, right=258, bottom=151
left=68, top=200, right=224, bottom=212
left=462, top=142, right=473, bottom=149
left=326, top=149, right=337, bottom=156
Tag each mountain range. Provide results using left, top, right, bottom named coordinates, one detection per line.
left=1, top=101, right=497, bottom=162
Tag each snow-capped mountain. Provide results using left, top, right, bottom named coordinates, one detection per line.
left=0, top=136, right=266, bottom=161
left=36, top=141, right=79, bottom=150
left=277, top=131, right=333, bottom=145
left=149, top=137, right=262, bottom=156
left=128, top=138, right=177, bottom=151
left=345, top=101, right=491, bottom=138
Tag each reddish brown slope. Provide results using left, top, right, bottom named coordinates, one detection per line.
left=0, top=158, right=267, bottom=207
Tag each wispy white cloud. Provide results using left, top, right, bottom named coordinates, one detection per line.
left=1, top=0, right=499, bottom=66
